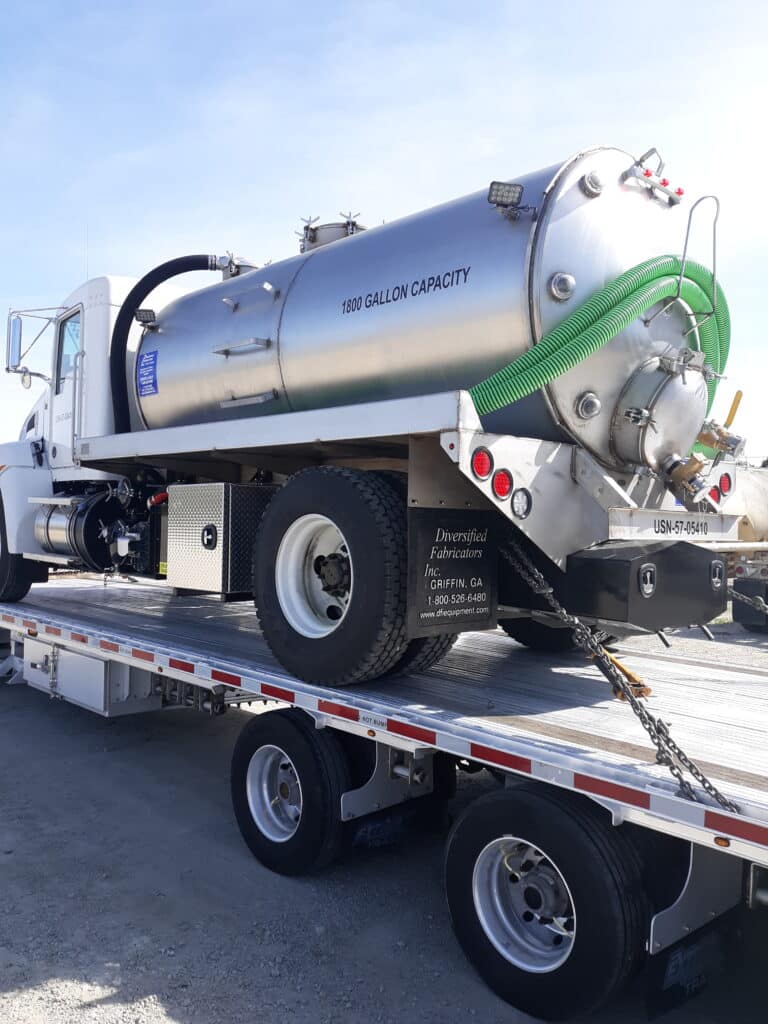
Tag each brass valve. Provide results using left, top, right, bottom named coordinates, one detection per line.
left=667, top=456, right=705, bottom=487
left=696, top=422, right=745, bottom=458
left=696, top=391, right=746, bottom=456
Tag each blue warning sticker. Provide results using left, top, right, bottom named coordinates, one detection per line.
left=137, top=350, right=159, bottom=397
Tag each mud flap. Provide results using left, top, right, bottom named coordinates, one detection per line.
left=407, top=509, right=497, bottom=638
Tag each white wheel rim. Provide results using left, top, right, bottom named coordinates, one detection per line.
left=246, top=744, right=303, bottom=843
left=275, top=514, right=353, bottom=638
left=472, top=835, right=576, bottom=973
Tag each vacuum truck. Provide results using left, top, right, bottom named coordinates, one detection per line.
left=0, top=144, right=750, bottom=685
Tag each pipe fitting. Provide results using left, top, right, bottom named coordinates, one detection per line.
left=549, top=272, right=576, bottom=302
left=575, top=392, right=601, bottom=419
left=580, top=170, right=604, bottom=198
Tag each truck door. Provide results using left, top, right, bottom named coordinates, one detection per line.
left=48, top=307, right=82, bottom=470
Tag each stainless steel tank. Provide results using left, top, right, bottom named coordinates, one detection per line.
left=132, top=146, right=704, bottom=471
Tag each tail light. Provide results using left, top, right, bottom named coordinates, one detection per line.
left=719, top=473, right=733, bottom=495
left=708, top=486, right=721, bottom=505
left=491, top=469, right=513, bottom=500
left=471, top=447, right=493, bottom=480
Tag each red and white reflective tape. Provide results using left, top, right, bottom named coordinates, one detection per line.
left=2, top=605, right=768, bottom=857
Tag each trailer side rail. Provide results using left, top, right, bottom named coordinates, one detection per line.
left=3, top=599, right=768, bottom=868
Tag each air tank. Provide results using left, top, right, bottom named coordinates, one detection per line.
left=132, top=146, right=706, bottom=471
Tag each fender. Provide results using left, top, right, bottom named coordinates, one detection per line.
left=0, top=442, right=53, bottom=555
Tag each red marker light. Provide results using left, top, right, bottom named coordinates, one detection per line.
left=471, top=447, right=493, bottom=480
left=708, top=486, right=721, bottom=504
left=492, top=469, right=513, bottom=500
left=643, top=168, right=653, bottom=178
left=719, top=473, right=733, bottom=495
left=675, top=187, right=685, bottom=196
left=660, top=178, right=670, bottom=187
left=735, top=565, right=744, bottom=575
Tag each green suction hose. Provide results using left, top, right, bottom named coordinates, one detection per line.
left=470, top=256, right=729, bottom=417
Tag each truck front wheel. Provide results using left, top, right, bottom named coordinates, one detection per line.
left=0, top=494, right=43, bottom=602
left=445, top=785, right=647, bottom=1020
left=254, top=468, right=408, bottom=685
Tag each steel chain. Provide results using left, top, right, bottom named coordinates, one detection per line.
left=502, top=541, right=740, bottom=813
left=729, top=585, right=768, bottom=616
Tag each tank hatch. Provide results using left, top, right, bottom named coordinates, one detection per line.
left=298, top=213, right=366, bottom=253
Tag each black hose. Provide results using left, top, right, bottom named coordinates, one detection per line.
left=110, top=254, right=218, bottom=433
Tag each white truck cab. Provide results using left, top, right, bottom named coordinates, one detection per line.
left=2, top=276, right=192, bottom=559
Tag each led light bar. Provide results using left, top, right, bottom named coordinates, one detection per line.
left=487, top=181, right=524, bottom=209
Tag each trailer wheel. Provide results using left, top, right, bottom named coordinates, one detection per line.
left=0, top=493, right=42, bottom=602
left=445, top=786, right=647, bottom=1020
left=231, top=709, right=350, bottom=876
left=254, top=468, right=407, bottom=684
left=386, top=633, right=458, bottom=676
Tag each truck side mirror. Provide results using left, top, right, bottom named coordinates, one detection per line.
left=7, top=315, right=22, bottom=370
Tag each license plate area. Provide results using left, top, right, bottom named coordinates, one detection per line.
left=608, top=508, right=740, bottom=543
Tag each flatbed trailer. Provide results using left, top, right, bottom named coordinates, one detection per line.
left=2, top=579, right=768, bottom=1020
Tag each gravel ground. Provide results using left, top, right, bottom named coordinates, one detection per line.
left=1, top=628, right=767, bottom=1024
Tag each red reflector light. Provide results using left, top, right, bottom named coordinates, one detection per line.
left=708, top=486, right=721, bottom=504
left=492, top=469, right=513, bottom=499
left=719, top=473, right=732, bottom=495
left=675, top=187, right=685, bottom=196
left=471, top=447, right=493, bottom=480
left=660, top=177, right=670, bottom=187
left=643, top=168, right=653, bottom=177
left=735, top=565, right=744, bottom=575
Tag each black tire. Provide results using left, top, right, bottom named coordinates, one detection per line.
left=500, top=617, right=579, bottom=652
left=373, top=471, right=459, bottom=679
left=386, top=633, right=458, bottom=677
left=432, top=751, right=458, bottom=801
left=741, top=622, right=768, bottom=635
left=0, top=493, right=44, bottom=602
left=231, top=709, right=350, bottom=876
left=445, top=785, right=647, bottom=1020
left=254, top=467, right=408, bottom=685
left=375, top=469, right=407, bottom=497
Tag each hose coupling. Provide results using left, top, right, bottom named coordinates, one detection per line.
left=697, top=420, right=746, bottom=458
left=662, top=454, right=709, bottom=501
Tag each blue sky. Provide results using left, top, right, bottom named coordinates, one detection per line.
left=1, top=0, right=766, bottom=452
